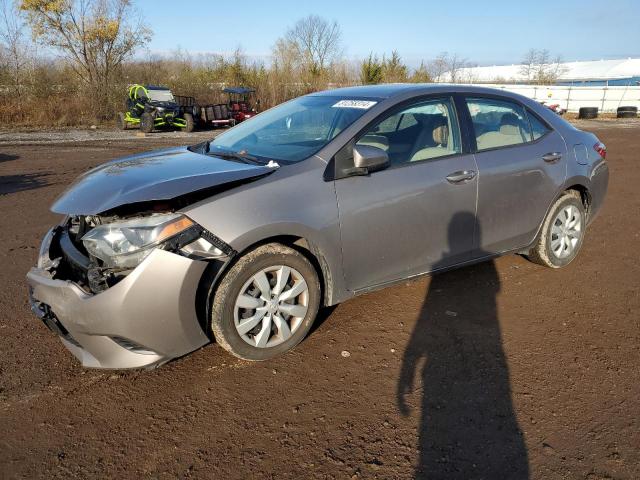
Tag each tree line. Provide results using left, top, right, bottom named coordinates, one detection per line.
left=0, top=1, right=566, bottom=126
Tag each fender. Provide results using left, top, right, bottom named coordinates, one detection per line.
left=182, top=158, right=351, bottom=307
left=226, top=222, right=349, bottom=307
left=521, top=174, right=592, bottom=253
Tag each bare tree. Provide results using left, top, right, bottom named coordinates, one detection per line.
left=20, top=0, right=151, bottom=112
left=283, top=14, right=342, bottom=77
left=533, top=49, right=552, bottom=83
left=427, top=52, right=449, bottom=82
left=519, top=49, right=567, bottom=85
left=0, top=0, right=30, bottom=95
left=272, top=36, right=303, bottom=74
left=446, top=53, right=470, bottom=83
left=519, top=48, right=538, bottom=82
left=428, top=52, right=469, bottom=83
left=545, top=54, right=568, bottom=84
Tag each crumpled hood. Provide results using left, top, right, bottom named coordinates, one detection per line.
left=51, top=147, right=275, bottom=215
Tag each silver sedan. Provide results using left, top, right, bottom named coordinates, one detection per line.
left=27, top=85, right=609, bottom=368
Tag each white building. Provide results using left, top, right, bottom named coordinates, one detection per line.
left=445, top=58, right=640, bottom=86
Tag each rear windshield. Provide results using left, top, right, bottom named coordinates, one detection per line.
left=209, top=96, right=376, bottom=162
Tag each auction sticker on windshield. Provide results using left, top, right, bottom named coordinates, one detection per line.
left=332, top=100, right=377, bottom=109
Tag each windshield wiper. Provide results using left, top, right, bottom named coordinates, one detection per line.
left=208, top=145, right=262, bottom=164
left=190, top=141, right=271, bottom=166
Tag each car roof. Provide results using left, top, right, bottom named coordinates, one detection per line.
left=309, top=83, right=528, bottom=100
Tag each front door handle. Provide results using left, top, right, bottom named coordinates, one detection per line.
left=542, top=152, right=562, bottom=163
left=446, top=170, right=476, bottom=184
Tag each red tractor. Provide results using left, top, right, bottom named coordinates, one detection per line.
left=224, top=87, right=259, bottom=123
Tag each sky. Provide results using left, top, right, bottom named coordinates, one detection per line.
left=136, top=0, right=640, bottom=67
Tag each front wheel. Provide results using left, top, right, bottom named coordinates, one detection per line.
left=116, top=112, right=128, bottom=130
left=182, top=112, right=195, bottom=132
left=210, top=243, right=321, bottom=361
left=140, top=112, right=154, bottom=133
left=527, top=190, right=586, bottom=268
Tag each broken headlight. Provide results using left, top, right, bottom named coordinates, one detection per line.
left=81, top=213, right=195, bottom=268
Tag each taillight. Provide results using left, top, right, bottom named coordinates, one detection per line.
left=594, top=141, right=607, bottom=159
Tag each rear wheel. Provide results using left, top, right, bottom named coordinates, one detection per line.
left=140, top=112, right=154, bottom=133
left=210, top=243, right=321, bottom=361
left=527, top=191, right=586, bottom=268
left=116, top=112, right=128, bottom=130
left=182, top=112, right=195, bottom=132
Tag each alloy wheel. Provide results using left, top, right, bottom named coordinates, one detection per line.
left=550, top=205, right=582, bottom=259
left=233, top=265, right=309, bottom=348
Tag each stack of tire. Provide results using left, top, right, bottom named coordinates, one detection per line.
left=617, top=106, right=638, bottom=118
left=578, top=107, right=598, bottom=119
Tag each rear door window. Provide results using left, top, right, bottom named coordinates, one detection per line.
left=466, top=97, right=532, bottom=151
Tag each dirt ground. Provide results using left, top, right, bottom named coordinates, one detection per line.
left=0, top=123, right=638, bottom=479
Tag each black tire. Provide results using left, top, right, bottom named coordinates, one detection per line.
left=140, top=112, right=154, bottom=133
left=210, top=243, right=321, bottom=361
left=527, top=190, right=586, bottom=268
left=116, top=112, right=128, bottom=130
left=617, top=106, right=637, bottom=118
left=578, top=107, right=598, bottom=119
left=182, top=112, right=195, bottom=132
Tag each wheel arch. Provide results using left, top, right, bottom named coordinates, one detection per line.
left=195, top=233, right=337, bottom=337
left=562, top=182, right=592, bottom=214
left=234, top=234, right=333, bottom=308
left=557, top=172, right=593, bottom=216
left=522, top=177, right=592, bottom=254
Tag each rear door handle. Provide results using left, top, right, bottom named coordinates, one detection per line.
left=542, top=152, right=562, bottom=163
left=446, top=170, right=476, bottom=184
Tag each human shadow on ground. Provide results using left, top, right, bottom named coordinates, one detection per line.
left=0, top=172, right=51, bottom=195
left=0, top=153, right=20, bottom=163
left=397, top=212, right=529, bottom=479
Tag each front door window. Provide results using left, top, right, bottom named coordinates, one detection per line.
left=356, top=98, right=461, bottom=166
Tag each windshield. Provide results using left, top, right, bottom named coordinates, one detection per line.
left=147, top=89, right=175, bottom=102
left=209, top=96, right=377, bottom=162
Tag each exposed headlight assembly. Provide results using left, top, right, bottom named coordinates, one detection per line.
left=82, top=213, right=195, bottom=268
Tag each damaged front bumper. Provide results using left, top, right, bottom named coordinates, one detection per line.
left=27, top=228, right=212, bottom=369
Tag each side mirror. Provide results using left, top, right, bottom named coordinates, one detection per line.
left=353, top=144, right=389, bottom=173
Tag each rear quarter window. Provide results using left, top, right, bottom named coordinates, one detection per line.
left=527, top=110, right=551, bottom=140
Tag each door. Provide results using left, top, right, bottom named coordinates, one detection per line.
left=463, top=96, right=567, bottom=256
left=335, top=97, right=478, bottom=292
